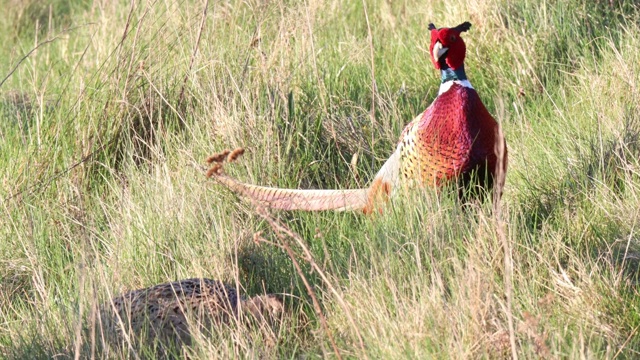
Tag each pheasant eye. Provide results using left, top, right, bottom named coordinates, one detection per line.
left=449, top=35, right=457, bottom=42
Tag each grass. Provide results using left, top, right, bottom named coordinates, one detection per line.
left=1, top=0, right=640, bottom=358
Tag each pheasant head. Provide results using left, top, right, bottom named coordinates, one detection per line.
left=428, top=21, right=471, bottom=71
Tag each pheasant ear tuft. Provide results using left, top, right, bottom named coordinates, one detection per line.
left=455, top=21, right=472, bottom=32
left=428, top=23, right=437, bottom=31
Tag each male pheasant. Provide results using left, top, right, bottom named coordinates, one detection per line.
left=208, top=22, right=507, bottom=213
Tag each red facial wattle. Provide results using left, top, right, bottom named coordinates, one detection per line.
left=428, top=22, right=471, bottom=70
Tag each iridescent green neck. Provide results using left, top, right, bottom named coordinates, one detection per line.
left=440, top=65, right=467, bottom=83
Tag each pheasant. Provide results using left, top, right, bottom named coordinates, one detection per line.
left=102, top=278, right=284, bottom=349
left=207, top=21, right=507, bottom=213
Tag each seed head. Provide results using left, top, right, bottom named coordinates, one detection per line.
left=227, top=148, right=245, bottom=163
left=206, top=163, right=223, bottom=177
left=206, top=150, right=231, bottom=164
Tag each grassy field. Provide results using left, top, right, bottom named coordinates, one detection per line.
left=1, top=0, right=640, bottom=358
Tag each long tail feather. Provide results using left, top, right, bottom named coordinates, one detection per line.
left=213, top=174, right=370, bottom=211
left=208, top=147, right=402, bottom=212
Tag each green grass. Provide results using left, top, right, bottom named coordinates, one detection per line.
left=2, top=0, right=640, bottom=358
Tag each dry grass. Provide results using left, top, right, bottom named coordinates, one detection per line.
left=1, top=0, right=640, bottom=358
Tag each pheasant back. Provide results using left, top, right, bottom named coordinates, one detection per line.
left=102, top=278, right=284, bottom=350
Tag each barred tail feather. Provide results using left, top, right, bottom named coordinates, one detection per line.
left=210, top=148, right=402, bottom=213
left=213, top=174, right=369, bottom=211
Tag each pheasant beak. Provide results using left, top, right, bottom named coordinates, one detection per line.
left=432, top=41, right=448, bottom=62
